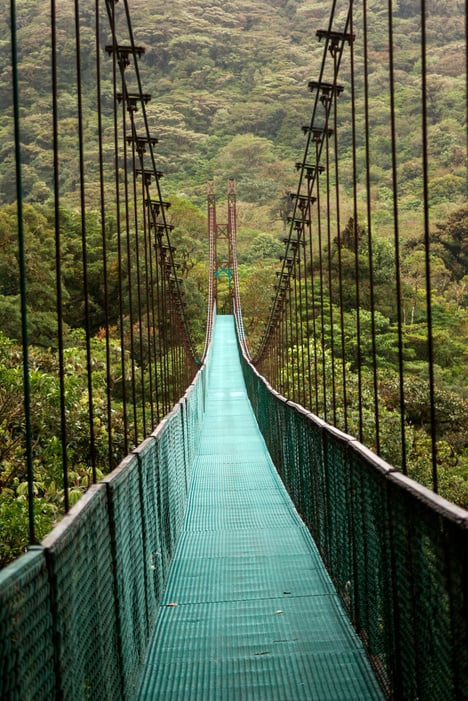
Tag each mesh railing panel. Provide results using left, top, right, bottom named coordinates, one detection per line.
left=183, top=364, right=208, bottom=471
left=347, top=444, right=393, bottom=692
left=0, top=549, right=54, bottom=701
left=42, top=484, right=121, bottom=701
left=386, top=473, right=468, bottom=700
left=166, top=409, right=190, bottom=551
left=134, top=437, right=165, bottom=628
left=103, top=455, right=148, bottom=697
left=0, top=353, right=209, bottom=699
left=241, top=353, right=468, bottom=701
left=156, top=412, right=181, bottom=570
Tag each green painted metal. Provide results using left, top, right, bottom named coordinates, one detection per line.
left=137, top=315, right=384, bottom=700
left=0, top=548, right=54, bottom=700
left=241, top=328, right=468, bottom=700
left=0, top=350, right=208, bottom=700
left=42, top=484, right=122, bottom=699
left=2, top=313, right=465, bottom=699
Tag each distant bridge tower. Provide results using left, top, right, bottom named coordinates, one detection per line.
left=207, top=179, right=237, bottom=312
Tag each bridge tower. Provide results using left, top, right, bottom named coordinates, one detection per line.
left=207, top=179, right=237, bottom=312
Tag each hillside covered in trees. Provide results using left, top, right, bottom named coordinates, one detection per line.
left=0, top=0, right=465, bottom=212
left=0, top=0, right=466, bottom=564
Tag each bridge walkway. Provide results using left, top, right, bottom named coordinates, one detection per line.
left=137, top=315, right=383, bottom=700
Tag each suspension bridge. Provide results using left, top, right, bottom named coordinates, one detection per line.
left=1, top=0, right=467, bottom=699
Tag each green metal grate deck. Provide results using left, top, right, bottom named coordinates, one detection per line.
left=136, top=315, right=384, bottom=700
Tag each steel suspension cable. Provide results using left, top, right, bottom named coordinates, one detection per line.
left=74, top=0, right=97, bottom=482
left=254, top=1, right=342, bottom=364
left=148, top=203, right=164, bottom=420
left=290, top=256, right=299, bottom=403
left=120, top=89, right=139, bottom=446
left=420, top=0, right=438, bottom=492
left=51, top=0, right=70, bottom=508
left=159, top=245, right=171, bottom=416
left=108, top=1, right=129, bottom=455
left=10, top=0, right=35, bottom=543
left=298, top=192, right=314, bottom=408
left=6, top=0, right=207, bottom=559
left=203, top=183, right=216, bottom=361
left=305, top=191, right=320, bottom=414
left=146, top=204, right=160, bottom=423
left=315, top=136, right=328, bottom=421
left=130, top=139, right=147, bottom=437
left=254, top=4, right=355, bottom=429
left=104, top=0, right=199, bottom=426
left=324, top=126, right=337, bottom=424
left=349, top=4, right=364, bottom=443
left=331, top=46, right=348, bottom=433
left=141, top=176, right=156, bottom=428
left=95, top=0, right=114, bottom=471
left=120, top=0, right=198, bottom=364
left=387, top=0, right=407, bottom=473
left=362, top=0, right=381, bottom=455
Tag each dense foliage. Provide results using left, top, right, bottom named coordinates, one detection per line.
left=279, top=209, right=468, bottom=508
left=1, top=0, right=464, bottom=215
left=0, top=0, right=466, bottom=564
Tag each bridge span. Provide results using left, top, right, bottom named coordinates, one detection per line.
left=136, top=315, right=383, bottom=700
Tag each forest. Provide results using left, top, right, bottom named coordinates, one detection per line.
left=0, top=0, right=466, bottom=565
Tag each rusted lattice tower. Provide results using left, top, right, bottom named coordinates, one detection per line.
left=207, top=179, right=237, bottom=311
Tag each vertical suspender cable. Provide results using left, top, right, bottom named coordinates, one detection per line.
left=307, top=205, right=320, bottom=414
left=362, top=0, right=381, bottom=455
left=121, top=93, right=139, bottom=445
left=280, top=300, right=286, bottom=394
left=420, top=0, right=438, bottom=492
left=147, top=205, right=157, bottom=415
left=301, top=196, right=314, bottom=410
left=296, top=258, right=303, bottom=406
left=155, top=231, right=165, bottom=415
left=51, top=0, right=70, bottom=507
left=142, top=190, right=156, bottom=429
left=171, top=290, right=179, bottom=403
left=121, top=0, right=197, bottom=366
left=74, top=0, right=97, bottom=483
left=168, top=291, right=176, bottom=401
left=325, top=128, right=337, bottom=424
left=331, top=62, right=348, bottom=433
left=178, top=315, right=185, bottom=398
left=271, top=324, right=277, bottom=391
left=159, top=247, right=170, bottom=415
left=108, top=2, right=129, bottom=455
left=296, top=236, right=306, bottom=406
left=130, top=141, right=147, bottom=437
left=388, top=0, right=407, bottom=473
left=287, top=276, right=294, bottom=398
left=150, top=216, right=163, bottom=422
left=11, top=0, right=35, bottom=543
left=315, top=138, right=328, bottom=421
left=349, top=7, right=364, bottom=442
left=95, top=0, right=114, bottom=471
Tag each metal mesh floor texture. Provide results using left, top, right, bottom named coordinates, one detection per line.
left=136, top=315, right=384, bottom=700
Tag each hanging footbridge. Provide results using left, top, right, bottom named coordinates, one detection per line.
left=1, top=1, right=467, bottom=699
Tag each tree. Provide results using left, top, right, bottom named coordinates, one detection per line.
left=432, top=205, right=468, bottom=281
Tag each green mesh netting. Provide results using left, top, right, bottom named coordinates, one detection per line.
left=42, top=484, right=121, bottom=700
left=1, top=315, right=466, bottom=700
left=0, top=349, right=207, bottom=700
left=242, top=341, right=468, bottom=701
left=103, top=455, right=149, bottom=697
left=0, top=548, right=54, bottom=700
